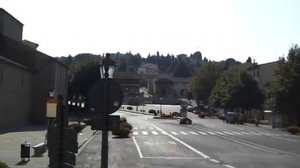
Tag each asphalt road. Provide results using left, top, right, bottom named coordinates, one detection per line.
left=76, top=111, right=300, bottom=168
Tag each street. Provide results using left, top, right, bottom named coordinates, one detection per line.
left=76, top=110, right=300, bottom=168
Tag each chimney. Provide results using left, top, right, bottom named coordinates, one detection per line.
left=0, top=8, right=23, bottom=41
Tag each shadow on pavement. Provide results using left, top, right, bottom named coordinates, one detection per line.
left=15, top=160, right=29, bottom=166
left=0, top=125, right=47, bottom=134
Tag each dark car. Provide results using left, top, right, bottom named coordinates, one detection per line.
left=225, top=112, right=244, bottom=124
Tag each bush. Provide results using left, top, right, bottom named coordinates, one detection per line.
left=69, top=123, right=85, bottom=133
left=120, top=117, right=127, bottom=123
left=112, top=117, right=132, bottom=138
left=0, top=162, right=10, bottom=168
left=120, top=122, right=132, bottom=130
left=118, top=127, right=131, bottom=138
left=287, top=126, right=300, bottom=135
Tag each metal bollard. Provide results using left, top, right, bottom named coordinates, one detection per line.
left=21, top=141, right=30, bottom=161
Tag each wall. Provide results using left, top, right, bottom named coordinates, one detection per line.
left=258, top=62, right=277, bottom=89
left=0, top=9, right=23, bottom=42
left=0, top=61, right=32, bottom=126
left=31, top=62, right=68, bottom=124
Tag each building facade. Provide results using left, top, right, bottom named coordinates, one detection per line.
left=0, top=8, right=68, bottom=126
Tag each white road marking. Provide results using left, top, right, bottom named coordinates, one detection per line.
left=141, top=127, right=145, bottom=129
left=207, top=131, right=216, bottom=135
left=189, top=131, right=198, bottom=135
left=232, top=132, right=242, bottom=135
left=224, top=131, right=234, bottom=135
left=161, top=131, right=168, bottom=135
left=170, top=131, right=178, bottom=135
left=149, top=127, right=154, bottom=129
left=168, top=141, right=176, bottom=145
left=250, top=132, right=261, bottom=135
left=209, top=159, right=220, bottom=163
left=152, top=125, right=210, bottom=159
left=241, top=132, right=251, bottom=135
left=198, top=131, right=207, bottom=135
left=259, top=132, right=272, bottom=136
left=142, top=131, right=148, bottom=135
left=133, top=127, right=138, bottom=130
left=215, top=131, right=225, bottom=135
left=223, top=164, right=236, bottom=168
left=132, top=136, right=143, bottom=158
left=179, top=131, right=188, bottom=135
left=151, top=131, right=159, bottom=135
left=143, top=156, right=204, bottom=159
left=133, top=131, right=139, bottom=136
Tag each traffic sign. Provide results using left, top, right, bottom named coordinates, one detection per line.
left=91, top=114, right=120, bottom=131
left=89, top=79, right=124, bottom=114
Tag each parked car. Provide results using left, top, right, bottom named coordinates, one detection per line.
left=225, top=112, right=244, bottom=124
left=148, top=109, right=158, bottom=116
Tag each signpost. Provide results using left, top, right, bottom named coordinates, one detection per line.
left=48, top=95, right=78, bottom=168
left=88, top=53, right=123, bottom=168
left=89, top=79, right=123, bottom=114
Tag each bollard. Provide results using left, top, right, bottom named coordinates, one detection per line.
left=21, top=141, right=30, bottom=161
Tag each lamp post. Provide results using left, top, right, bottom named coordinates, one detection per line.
left=99, top=53, right=116, bottom=168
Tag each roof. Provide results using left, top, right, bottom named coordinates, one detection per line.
left=0, top=55, right=29, bottom=70
left=0, top=34, right=67, bottom=73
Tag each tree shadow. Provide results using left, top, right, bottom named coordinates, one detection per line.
left=112, top=135, right=130, bottom=139
left=0, top=125, right=47, bottom=135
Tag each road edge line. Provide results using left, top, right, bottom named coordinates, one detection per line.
left=132, top=136, right=144, bottom=158
left=77, top=130, right=98, bottom=156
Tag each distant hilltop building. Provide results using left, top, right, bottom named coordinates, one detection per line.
left=137, top=63, right=158, bottom=75
left=0, top=8, right=68, bottom=126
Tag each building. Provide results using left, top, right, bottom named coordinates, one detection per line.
left=153, top=74, right=191, bottom=99
left=247, top=61, right=278, bottom=91
left=0, top=8, right=68, bottom=126
left=137, top=63, right=159, bottom=75
left=114, top=72, right=141, bottom=105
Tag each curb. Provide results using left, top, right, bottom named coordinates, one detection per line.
left=77, top=130, right=98, bottom=156
left=119, top=109, right=153, bottom=116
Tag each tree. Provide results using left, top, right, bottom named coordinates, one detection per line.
left=189, top=63, right=220, bottom=106
left=268, top=45, right=300, bottom=126
left=209, top=70, right=264, bottom=113
left=246, top=57, right=252, bottom=63
left=172, top=60, right=191, bottom=77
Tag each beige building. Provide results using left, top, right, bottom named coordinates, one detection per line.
left=0, top=8, right=68, bottom=126
left=247, top=61, right=278, bottom=91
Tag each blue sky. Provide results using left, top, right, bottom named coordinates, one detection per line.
left=1, top=0, right=299, bottom=64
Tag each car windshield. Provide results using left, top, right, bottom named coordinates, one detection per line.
left=1, top=1, right=300, bottom=168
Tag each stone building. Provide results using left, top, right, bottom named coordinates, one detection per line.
left=0, top=8, right=68, bottom=126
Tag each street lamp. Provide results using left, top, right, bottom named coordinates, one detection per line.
left=99, top=54, right=116, bottom=79
left=99, top=53, right=116, bottom=168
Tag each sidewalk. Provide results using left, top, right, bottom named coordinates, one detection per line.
left=0, top=125, right=95, bottom=168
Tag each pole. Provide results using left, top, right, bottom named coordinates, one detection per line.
left=101, top=67, right=109, bottom=168
left=57, top=95, right=65, bottom=168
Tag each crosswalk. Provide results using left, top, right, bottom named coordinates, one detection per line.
left=131, top=127, right=280, bottom=137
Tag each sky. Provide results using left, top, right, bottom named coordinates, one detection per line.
left=1, top=0, right=300, bottom=64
